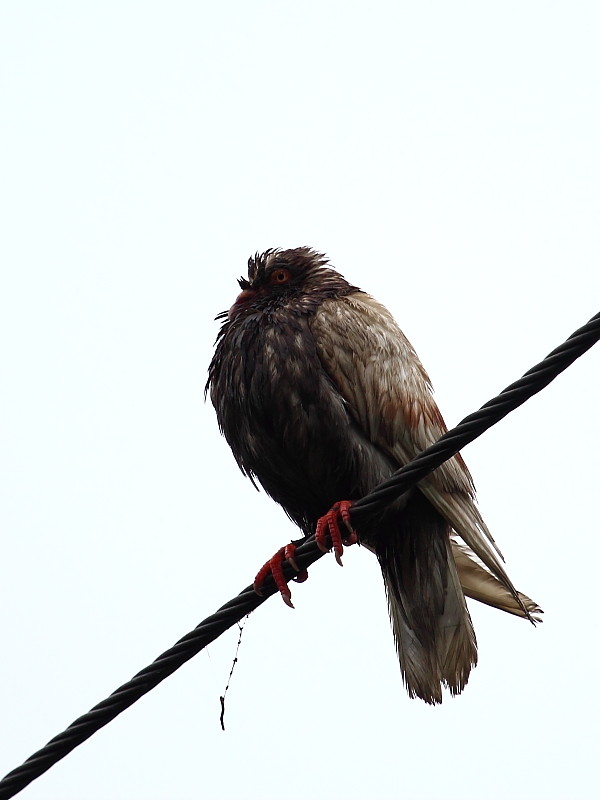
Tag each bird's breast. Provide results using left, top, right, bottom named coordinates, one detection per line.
left=209, top=311, right=389, bottom=531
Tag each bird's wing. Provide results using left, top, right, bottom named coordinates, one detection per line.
left=310, top=291, right=518, bottom=596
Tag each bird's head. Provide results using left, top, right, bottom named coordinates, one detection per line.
left=226, top=247, right=354, bottom=321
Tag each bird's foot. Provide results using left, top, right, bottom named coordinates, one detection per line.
left=253, top=502, right=357, bottom=608
left=315, top=500, right=358, bottom=566
left=253, top=543, right=308, bottom=609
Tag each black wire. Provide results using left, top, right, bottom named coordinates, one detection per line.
left=352, top=310, right=600, bottom=518
left=0, top=310, right=598, bottom=800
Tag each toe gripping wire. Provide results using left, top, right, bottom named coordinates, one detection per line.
left=0, top=310, right=598, bottom=800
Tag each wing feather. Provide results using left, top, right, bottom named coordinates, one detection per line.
left=310, top=292, right=523, bottom=605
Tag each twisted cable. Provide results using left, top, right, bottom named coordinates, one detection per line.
left=0, top=310, right=598, bottom=799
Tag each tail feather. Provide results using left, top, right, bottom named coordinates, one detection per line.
left=386, top=598, right=444, bottom=703
left=377, top=493, right=477, bottom=704
left=438, top=546, right=478, bottom=695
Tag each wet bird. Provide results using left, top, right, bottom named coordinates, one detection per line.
left=207, top=247, right=541, bottom=704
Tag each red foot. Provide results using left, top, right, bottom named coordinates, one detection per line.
left=253, top=543, right=308, bottom=609
left=253, top=502, right=357, bottom=608
left=315, top=501, right=358, bottom=566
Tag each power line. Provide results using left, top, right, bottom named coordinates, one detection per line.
left=0, top=310, right=598, bottom=800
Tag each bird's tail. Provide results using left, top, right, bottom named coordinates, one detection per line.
left=376, top=492, right=477, bottom=704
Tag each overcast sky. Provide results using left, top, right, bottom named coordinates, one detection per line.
left=1, top=2, right=599, bottom=799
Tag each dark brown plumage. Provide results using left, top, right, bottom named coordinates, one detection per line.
left=207, top=247, right=541, bottom=704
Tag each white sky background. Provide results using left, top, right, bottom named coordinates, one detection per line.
left=1, top=2, right=599, bottom=798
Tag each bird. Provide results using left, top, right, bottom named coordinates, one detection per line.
left=206, top=246, right=541, bottom=704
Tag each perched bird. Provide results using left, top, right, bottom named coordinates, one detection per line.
left=207, top=247, right=541, bottom=704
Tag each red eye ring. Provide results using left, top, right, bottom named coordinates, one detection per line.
left=269, top=268, right=291, bottom=285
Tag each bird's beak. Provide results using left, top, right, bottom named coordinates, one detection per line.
left=228, top=288, right=257, bottom=320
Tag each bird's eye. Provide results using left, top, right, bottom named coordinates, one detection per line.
left=269, top=268, right=291, bottom=285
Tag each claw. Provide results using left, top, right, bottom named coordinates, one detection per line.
left=253, top=543, right=303, bottom=607
left=315, top=501, right=357, bottom=566
left=284, top=543, right=299, bottom=572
